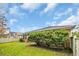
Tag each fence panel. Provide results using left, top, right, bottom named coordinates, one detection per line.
left=72, top=36, right=79, bottom=56
left=0, top=38, right=19, bottom=43
left=75, top=39, right=79, bottom=56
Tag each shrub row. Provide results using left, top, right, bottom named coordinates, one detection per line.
left=28, top=29, right=69, bottom=48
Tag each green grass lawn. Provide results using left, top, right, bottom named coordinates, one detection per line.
left=0, top=42, right=72, bottom=56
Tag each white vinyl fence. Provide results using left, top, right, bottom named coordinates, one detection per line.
left=75, top=39, right=79, bottom=56
left=0, top=38, right=19, bottom=43
left=72, top=36, right=79, bottom=56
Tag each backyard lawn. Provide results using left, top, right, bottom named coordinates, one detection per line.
left=0, top=42, right=72, bottom=56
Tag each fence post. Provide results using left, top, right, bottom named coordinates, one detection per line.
left=73, top=36, right=76, bottom=56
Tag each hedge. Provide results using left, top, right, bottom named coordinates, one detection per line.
left=28, top=29, right=69, bottom=48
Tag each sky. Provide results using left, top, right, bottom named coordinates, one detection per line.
left=0, top=3, right=79, bottom=33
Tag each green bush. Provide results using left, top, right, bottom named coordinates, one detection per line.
left=19, top=38, right=25, bottom=42
left=72, top=32, right=79, bottom=37
left=0, top=35, right=7, bottom=38
left=28, top=29, right=69, bottom=48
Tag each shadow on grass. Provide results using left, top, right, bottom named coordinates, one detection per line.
left=28, top=43, right=73, bottom=55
